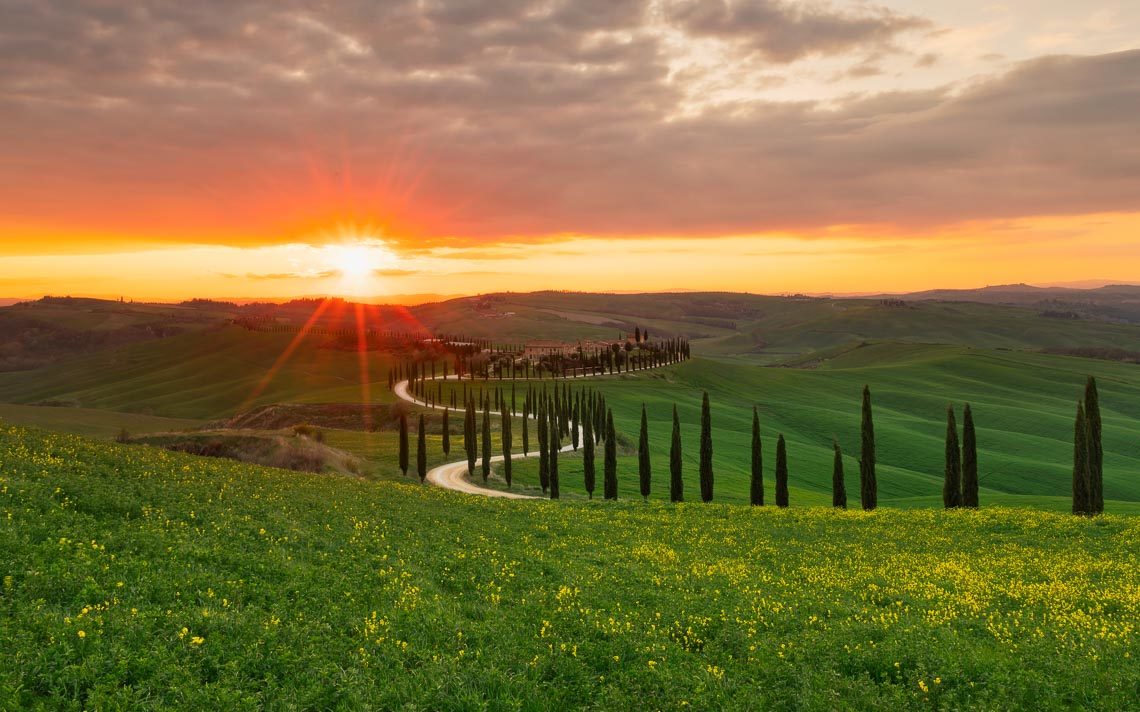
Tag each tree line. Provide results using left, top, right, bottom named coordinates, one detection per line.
left=395, top=372, right=1108, bottom=516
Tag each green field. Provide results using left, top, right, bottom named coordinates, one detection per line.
left=428, top=343, right=1140, bottom=509
left=1, top=293, right=1138, bottom=510
left=2, top=423, right=1138, bottom=709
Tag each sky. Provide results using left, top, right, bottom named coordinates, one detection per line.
left=1, top=0, right=1138, bottom=301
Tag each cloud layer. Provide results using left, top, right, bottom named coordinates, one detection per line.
left=0, top=0, right=1137, bottom=249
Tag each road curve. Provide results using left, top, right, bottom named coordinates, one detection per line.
left=393, top=357, right=678, bottom=498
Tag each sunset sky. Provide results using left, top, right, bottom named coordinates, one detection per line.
left=2, top=0, right=1138, bottom=301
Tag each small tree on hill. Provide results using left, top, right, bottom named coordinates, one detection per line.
left=416, top=413, right=427, bottom=483
left=604, top=409, right=618, bottom=500
left=943, top=405, right=962, bottom=508
left=583, top=413, right=596, bottom=498
left=538, top=400, right=549, bottom=493
left=750, top=406, right=763, bottom=506
left=501, top=403, right=513, bottom=488
left=670, top=405, right=683, bottom=503
left=638, top=404, right=651, bottom=500
left=1073, top=402, right=1091, bottom=516
left=398, top=413, right=409, bottom=476
left=465, top=399, right=476, bottom=477
left=859, top=385, right=877, bottom=511
left=962, top=403, right=978, bottom=508
left=549, top=409, right=560, bottom=499
left=481, top=398, right=491, bottom=482
left=1084, top=376, right=1103, bottom=514
left=775, top=434, right=789, bottom=508
left=441, top=409, right=451, bottom=456
left=699, top=391, right=713, bottom=503
left=832, top=440, right=846, bottom=508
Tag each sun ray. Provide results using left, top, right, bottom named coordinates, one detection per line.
left=234, top=297, right=336, bottom=417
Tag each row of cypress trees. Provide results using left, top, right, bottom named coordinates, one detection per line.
left=400, top=376, right=1104, bottom=515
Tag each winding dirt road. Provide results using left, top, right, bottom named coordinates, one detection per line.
left=394, top=376, right=578, bottom=499
left=392, top=355, right=681, bottom=498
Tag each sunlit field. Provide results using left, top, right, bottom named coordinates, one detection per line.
left=3, top=423, right=1138, bottom=709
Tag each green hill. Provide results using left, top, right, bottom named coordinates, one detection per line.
left=2, top=423, right=1137, bottom=709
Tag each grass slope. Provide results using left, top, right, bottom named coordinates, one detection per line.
left=2, top=424, right=1138, bottom=709
left=437, top=344, right=1140, bottom=507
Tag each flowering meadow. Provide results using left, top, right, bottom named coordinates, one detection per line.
left=2, top=423, right=1138, bottom=709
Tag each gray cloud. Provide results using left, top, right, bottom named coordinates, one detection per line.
left=668, top=0, right=931, bottom=62
left=0, top=1, right=1137, bottom=248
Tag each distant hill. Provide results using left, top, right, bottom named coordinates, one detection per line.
left=874, top=284, right=1140, bottom=324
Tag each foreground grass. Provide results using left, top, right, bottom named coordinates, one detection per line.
left=2, top=424, right=1138, bottom=710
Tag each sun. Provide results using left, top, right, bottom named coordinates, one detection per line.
left=318, top=238, right=398, bottom=296
left=329, top=244, right=376, bottom=280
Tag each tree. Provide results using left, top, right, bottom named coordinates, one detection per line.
left=481, top=398, right=491, bottom=482
left=583, top=413, right=596, bottom=499
left=750, top=406, right=763, bottom=506
left=832, top=440, right=846, bottom=508
left=699, top=391, right=713, bottom=502
left=1085, top=376, right=1103, bottom=514
left=943, top=405, right=962, bottom=508
left=549, top=409, right=561, bottom=499
left=775, top=434, right=789, bottom=507
left=638, top=404, right=651, bottom=500
left=501, top=403, right=513, bottom=488
left=1073, top=403, right=1091, bottom=516
left=538, top=401, right=549, bottom=493
left=441, top=409, right=450, bottom=456
left=571, top=399, right=580, bottom=451
left=962, top=403, right=978, bottom=508
left=465, top=399, right=476, bottom=477
left=522, top=402, right=530, bottom=456
left=398, top=413, right=409, bottom=476
left=604, top=409, right=617, bottom=500
left=669, top=405, right=683, bottom=503
left=859, top=385, right=877, bottom=511
left=416, top=414, right=427, bottom=483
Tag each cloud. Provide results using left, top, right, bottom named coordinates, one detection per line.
left=373, top=268, right=419, bottom=277
left=667, top=0, right=932, bottom=62
left=222, top=270, right=339, bottom=280
left=0, top=1, right=1137, bottom=251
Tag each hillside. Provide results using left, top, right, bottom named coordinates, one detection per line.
left=2, top=423, right=1137, bottom=709
left=2, top=292, right=1140, bottom=509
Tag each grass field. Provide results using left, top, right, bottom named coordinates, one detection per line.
left=435, top=343, right=1140, bottom=509
left=0, top=404, right=202, bottom=440
left=2, top=423, right=1138, bottom=709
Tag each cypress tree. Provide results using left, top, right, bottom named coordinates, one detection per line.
left=859, top=385, right=877, bottom=511
left=638, top=404, right=651, bottom=501
left=416, top=414, right=427, bottom=483
left=943, top=405, right=962, bottom=508
left=604, top=409, right=617, bottom=500
left=538, top=401, right=549, bottom=492
left=481, top=398, right=491, bottom=482
left=1073, top=403, right=1091, bottom=516
left=832, top=440, right=846, bottom=508
left=1084, top=376, right=1103, bottom=514
left=549, top=409, right=560, bottom=499
left=571, top=399, right=580, bottom=451
left=775, top=433, right=789, bottom=507
left=583, top=413, right=596, bottom=499
left=398, top=413, right=409, bottom=476
left=669, top=404, right=683, bottom=503
left=522, top=402, right=530, bottom=456
left=465, top=399, right=476, bottom=477
left=501, top=403, right=513, bottom=488
left=699, top=391, right=713, bottom=502
left=441, top=409, right=450, bottom=456
left=750, top=406, right=763, bottom=506
left=961, top=403, right=978, bottom=508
